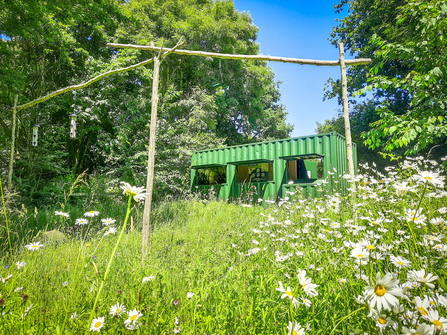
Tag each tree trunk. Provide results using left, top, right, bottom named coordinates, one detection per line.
left=142, top=56, right=161, bottom=258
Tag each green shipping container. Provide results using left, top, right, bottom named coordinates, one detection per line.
left=190, top=132, right=357, bottom=201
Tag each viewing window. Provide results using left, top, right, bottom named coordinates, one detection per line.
left=282, top=155, right=324, bottom=181
left=236, top=162, right=273, bottom=183
left=196, top=166, right=226, bottom=185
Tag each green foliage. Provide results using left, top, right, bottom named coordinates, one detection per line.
left=327, top=0, right=447, bottom=155
left=1, top=0, right=292, bottom=203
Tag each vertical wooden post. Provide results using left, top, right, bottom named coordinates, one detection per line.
left=7, top=95, right=18, bottom=188
left=142, top=54, right=161, bottom=257
left=338, top=43, right=356, bottom=190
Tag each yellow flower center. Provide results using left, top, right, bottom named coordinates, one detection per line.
left=418, top=307, right=428, bottom=315
left=430, top=300, right=435, bottom=305
left=433, top=319, right=443, bottom=327
left=357, top=254, right=364, bottom=258
left=397, top=261, right=404, bottom=265
left=367, top=245, right=374, bottom=250
left=375, top=285, right=386, bottom=296
left=130, top=315, right=137, bottom=321
left=424, top=176, right=432, bottom=180
left=292, top=332, right=298, bottom=335
left=94, top=322, right=102, bottom=327
left=89, top=211, right=94, bottom=213
left=116, top=308, right=121, bottom=313
left=286, top=291, right=293, bottom=297
left=126, top=191, right=137, bottom=197
left=378, top=318, right=387, bottom=325
left=302, top=283, right=307, bottom=288
left=32, top=245, right=38, bottom=248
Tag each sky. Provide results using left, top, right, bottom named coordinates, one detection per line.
left=233, top=0, right=349, bottom=137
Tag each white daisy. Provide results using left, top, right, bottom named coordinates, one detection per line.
left=413, top=171, right=444, bottom=187
left=407, top=269, right=438, bottom=288
left=75, top=218, right=89, bottom=225
left=120, top=182, right=147, bottom=202
left=364, top=272, right=402, bottom=312
left=84, top=211, right=100, bottom=217
left=25, top=241, right=44, bottom=251
left=90, top=316, right=105, bottom=332
left=287, top=321, right=305, bottom=335
left=55, top=211, right=70, bottom=218
left=104, top=227, right=117, bottom=236
left=275, top=281, right=300, bottom=307
left=101, top=218, right=116, bottom=226
left=109, top=303, right=126, bottom=317
left=124, top=309, right=143, bottom=327
left=142, top=275, right=155, bottom=283
left=15, top=261, right=26, bottom=269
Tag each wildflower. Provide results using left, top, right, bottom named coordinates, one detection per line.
left=125, top=322, right=141, bottom=330
left=297, top=269, right=319, bottom=297
left=350, top=246, right=369, bottom=261
left=62, top=281, right=68, bottom=287
left=15, top=287, right=23, bottom=292
left=364, top=272, right=402, bottom=312
left=401, top=324, right=432, bottom=335
left=120, top=182, right=147, bottom=202
left=424, top=309, right=447, bottom=331
left=142, top=275, right=155, bottom=283
left=287, top=321, right=305, bottom=335
left=21, top=303, right=33, bottom=319
left=124, top=309, right=143, bottom=327
left=90, top=316, right=105, bottom=332
left=393, top=181, right=415, bottom=195
left=187, top=292, right=194, bottom=299
left=404, top=208, right=427, bottom=225
left=413, top=171, right=444, bottom=187
left=84, top=211, right=100, bottom=217
left=390, top=255, right=411, bottom=269
left=75, top=218, right=89, bottom=225
left=414, top=296, right=430, bottom=316
left=407, top=269, right=438, bottom=288
left=70, top=312, right=78, bottom=320
left=173, top=325, right=182, bottom=333
left=25, top=241, right=44, bottom=251
left=276, top=281, right=300, bottom=307
left=55, top=211, right=70, bottom=218
left=101, top=218, right=116, bottom=226
left=173, top=299, right=179, bottom=305
left=15, top=261, right=26, bottom=269
left=104, top=227, right=117, bottom=236
left=339, top=278, right=347, bottom=284
left=110, top=303, right=126, bottom=317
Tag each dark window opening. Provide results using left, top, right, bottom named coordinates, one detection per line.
left=285, top=155, right=324, bottom=181
left=196, top=166, right=226, bottom=185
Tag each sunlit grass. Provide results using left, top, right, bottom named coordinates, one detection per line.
left=0, top=156, right=446, bottom=334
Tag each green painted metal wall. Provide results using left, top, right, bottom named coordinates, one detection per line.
left=191, top=132, right=357, bottom=201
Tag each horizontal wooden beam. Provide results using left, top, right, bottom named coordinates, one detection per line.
left=107, top=43, right=372, bottom=66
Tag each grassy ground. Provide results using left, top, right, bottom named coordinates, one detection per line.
left=0, top=157, right=446, bottom=334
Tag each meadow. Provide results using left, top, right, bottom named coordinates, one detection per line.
left=1, top=156, right=447, bottom=334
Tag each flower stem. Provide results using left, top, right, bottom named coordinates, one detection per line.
left=0, top=175, right=13, bottom=259
left=85, top=195, right=132, bottom=334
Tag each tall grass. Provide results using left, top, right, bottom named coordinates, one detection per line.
left=0, top=156, right=446, bottom=334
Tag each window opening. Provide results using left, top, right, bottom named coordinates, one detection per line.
left=282, top=155, right=324, bottom=181
left=196, top=166, right=226, bottom=185
left=237, top=162, right=273, bottom=183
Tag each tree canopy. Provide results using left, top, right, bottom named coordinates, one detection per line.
left=1, top=0, right=293, bottom=202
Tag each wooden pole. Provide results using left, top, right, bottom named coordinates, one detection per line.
left=7, top=95, right=18, bottom=188
left=107, top=43, right=372, bottom=67
left=338, top=42, right=356, bottom=190
left=142, top=51, right=161, bottom=258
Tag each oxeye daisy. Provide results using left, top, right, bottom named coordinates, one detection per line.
left=75, top=218, right=89, bottom=225
left=101, top=218, right=116, bottom=226
left=84, top=211, right=100, bottom=217
left=350, top=246, right=369, bottom=260
left=25, top=241, right=44, bottom=251
left=407, top=269, right=438, bottom=288
left=275, top=281, right=299, bottom=307
left=120, top=182, right=147, bottom=202
left=55, top=211, right=70, bottom=218
left=401, top=324, right=432, bottom=335
left=390, top=255, right=411, bottom=269
left=90, top=316, right=105, bottom=332
left=424, top=309, right=447, bottom=331
left=414, top=296, right=430, bottom=316
left=109, top=303, right=126, bottom=317
left=15, top=261, right=26, bottom=269
left=142, top=275, right=155, bottom=283
left=287, top=321, right=305, bottom=335
left=364, top=272, right=402, bottom=312
left=104, top=227, right=117, bottom=236
left=173, top=325, right=182, bottom=333
left=413, top=171, right=444, bottom=187
left=124, top=309, right=143, bottom=326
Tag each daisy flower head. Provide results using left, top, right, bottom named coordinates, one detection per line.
left=70, top=312, right=79, bottom=320
left=75, top=218, right=89, bottom=225
left=25, top=241, right=44, bottom=251
left=287, top=321, right=305, bottom=335
left=109, top=303, right=126, bottom=317
left=101, top=218, right=116, bottom=226
left=350, top=246, right=369, bottom=261
left=187, top=292, right=194, bottom=299
left=390, top=255, right=411, bottom=269
left=84, top=210, right=100, bottom=217
left=424, top=308, right=447, bottom=331
left=90, top=316, right=105, bottom=332
left=104, top=227, right=117, bottom=236
left=407, top=269, right=438, bottom=288
left=401, top=324, right=432, bottom=335
left=413, top=171, right=445, bottom=188
left=142, top=275, right=155, bottom=283
left=276, top=281, right=300, bottom=307
left=124, top=309, right=143, bottom=327
left=414, top=296, right=430, bottom=316
left=120, top=182, right=147, bottom=203
left=297, top=269, right=319, bottom=297
left=364, top=272, right=402, bottom=312
left=55, top=211, right=70, bottom=218
left=15, top=261, right=26, bottom=269
left=173, top=325, right=182, bottom=333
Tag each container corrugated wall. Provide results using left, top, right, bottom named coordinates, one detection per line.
left=191, top=132, right=357, bottom=201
